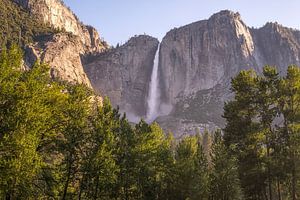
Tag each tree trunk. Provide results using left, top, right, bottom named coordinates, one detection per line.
left=267, top=144, right=273, bottom=200
left=62, top=155, right=73, bottom=200
left=292, top=158, right=296, bottom=200
left=93, top=174, right=100, bottom=200
left=78, top=174, right=86, bottom=200
left=277, top=179, right=281, bottom=200
left=5, top=193, right=11, bottom=200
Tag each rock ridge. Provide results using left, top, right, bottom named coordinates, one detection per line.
left=157, top=10, right=300, bottom=135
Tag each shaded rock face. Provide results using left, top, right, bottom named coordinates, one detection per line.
left=251, top=23, right=300, bottom=73
left=84, top=35, right=159, bottom=120
left=157, top=10, right=300, bottom=136
left=13, top=0, right=107, bottom=53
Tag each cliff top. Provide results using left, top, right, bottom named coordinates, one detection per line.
left=164, top=10, right=300, bottom=39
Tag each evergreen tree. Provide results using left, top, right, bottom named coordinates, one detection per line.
left=209, top=130, right=243, bottom=200
left=58, top=84, right=92, bottom=199
left=223, top=70, right=266, bottom=199
left=114, top=115, right=138, bottom=200
left=2, top=44, right=300, bottom=200
left=278, top=66, right=300, bottom=199
left=172, top=135, right=209, bottom=200
left=78, top=97, right=119, bottom=200
left=256, top=66, right=280, bottom=200
left=224, top=65, right=300, bottom=200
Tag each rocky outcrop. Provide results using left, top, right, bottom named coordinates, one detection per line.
left=11, top=0, right=109, bottom=87
left=157, top=10, right=300, bottom=136
left=13, top=0, right=108, bottom=53
left=251, top=22, right=300, bottom=73
left=84, top=35, right=159, bottom=120
left=25, top=33, right=91, bottom=87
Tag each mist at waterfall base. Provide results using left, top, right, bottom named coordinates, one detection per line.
left=125, top=44, right=172, bottom=124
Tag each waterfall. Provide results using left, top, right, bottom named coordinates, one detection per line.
left=146, top=44, right=160, bottom=123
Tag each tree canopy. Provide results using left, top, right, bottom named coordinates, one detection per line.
left=1, top=45, right=300, bottom=200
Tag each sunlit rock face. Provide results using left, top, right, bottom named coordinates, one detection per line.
left=83, top=35, right=159, bottom=121
left=13, top=0, right=109, bottom=87
left=25, top=33, right=92, bottom=87
left=13, top=0, right=107, bottom=53
left=157, top=10, right=300, bottom=136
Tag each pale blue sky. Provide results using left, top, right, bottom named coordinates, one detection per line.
left=64, top=0, right=300, bottom=46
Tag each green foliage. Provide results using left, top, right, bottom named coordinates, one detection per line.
left=0, top=0, right=57, bottom=47
left=0, top=44, right=65, bottom=199
left=224, top=65, right=300, bottom=200
left=171, top=135, right=210, bottom=200
left=209, top=130, right=243, bottom=200
left=9, top=45, right=300, bottom=200
left=78, top=98, right=119, bottom=199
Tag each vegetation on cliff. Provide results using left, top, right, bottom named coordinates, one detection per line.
left=0, top=0, right=57, bottom=47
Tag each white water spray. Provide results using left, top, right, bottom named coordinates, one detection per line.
left=146, top=44, right=160, bottom=123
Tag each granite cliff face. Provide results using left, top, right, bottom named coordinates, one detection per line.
left=84, top=35, right=159, bottom=120
left=159, top=11, right=257, bottom=105
left=12, top=0, right=108, bottom=87
left=7, top=2, right=300, bottom=136
left=251, top=22, right=300, bottom=71
left=79, top=10, right=300, bottom=136
left=25, top=33, right=92, bottom=86
left=13, top=0, right=106, bottom=53
left=156, top=10, right=300, bottom=136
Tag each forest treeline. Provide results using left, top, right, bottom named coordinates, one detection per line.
left=0, top=45, right=300, bottom=200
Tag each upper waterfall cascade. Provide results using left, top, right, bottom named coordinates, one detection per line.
left=146, top=44, right=161, bottom=123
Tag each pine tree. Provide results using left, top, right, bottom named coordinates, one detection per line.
left=172, top=135, right=209, bottom=200
left=256, top=66, right=280, bottom=200
left=223, top=70, right=266, bottom=199
left=114, top=114, right=137, bottom=200
left=224, top=65, right=300, bottom=199
left=78, top=97, right=119, bottom=199
left=278, top=66, right=300, bottom=199
left=209, top=130, right=243, bottom=200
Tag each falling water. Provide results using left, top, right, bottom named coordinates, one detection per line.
left=146, top=44, right=160, bottom=123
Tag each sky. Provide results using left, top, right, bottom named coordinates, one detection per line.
left=64, top=0, right=300, bottom=46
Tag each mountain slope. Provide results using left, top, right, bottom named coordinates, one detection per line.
left=157, top=10, right=300, bottom=136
